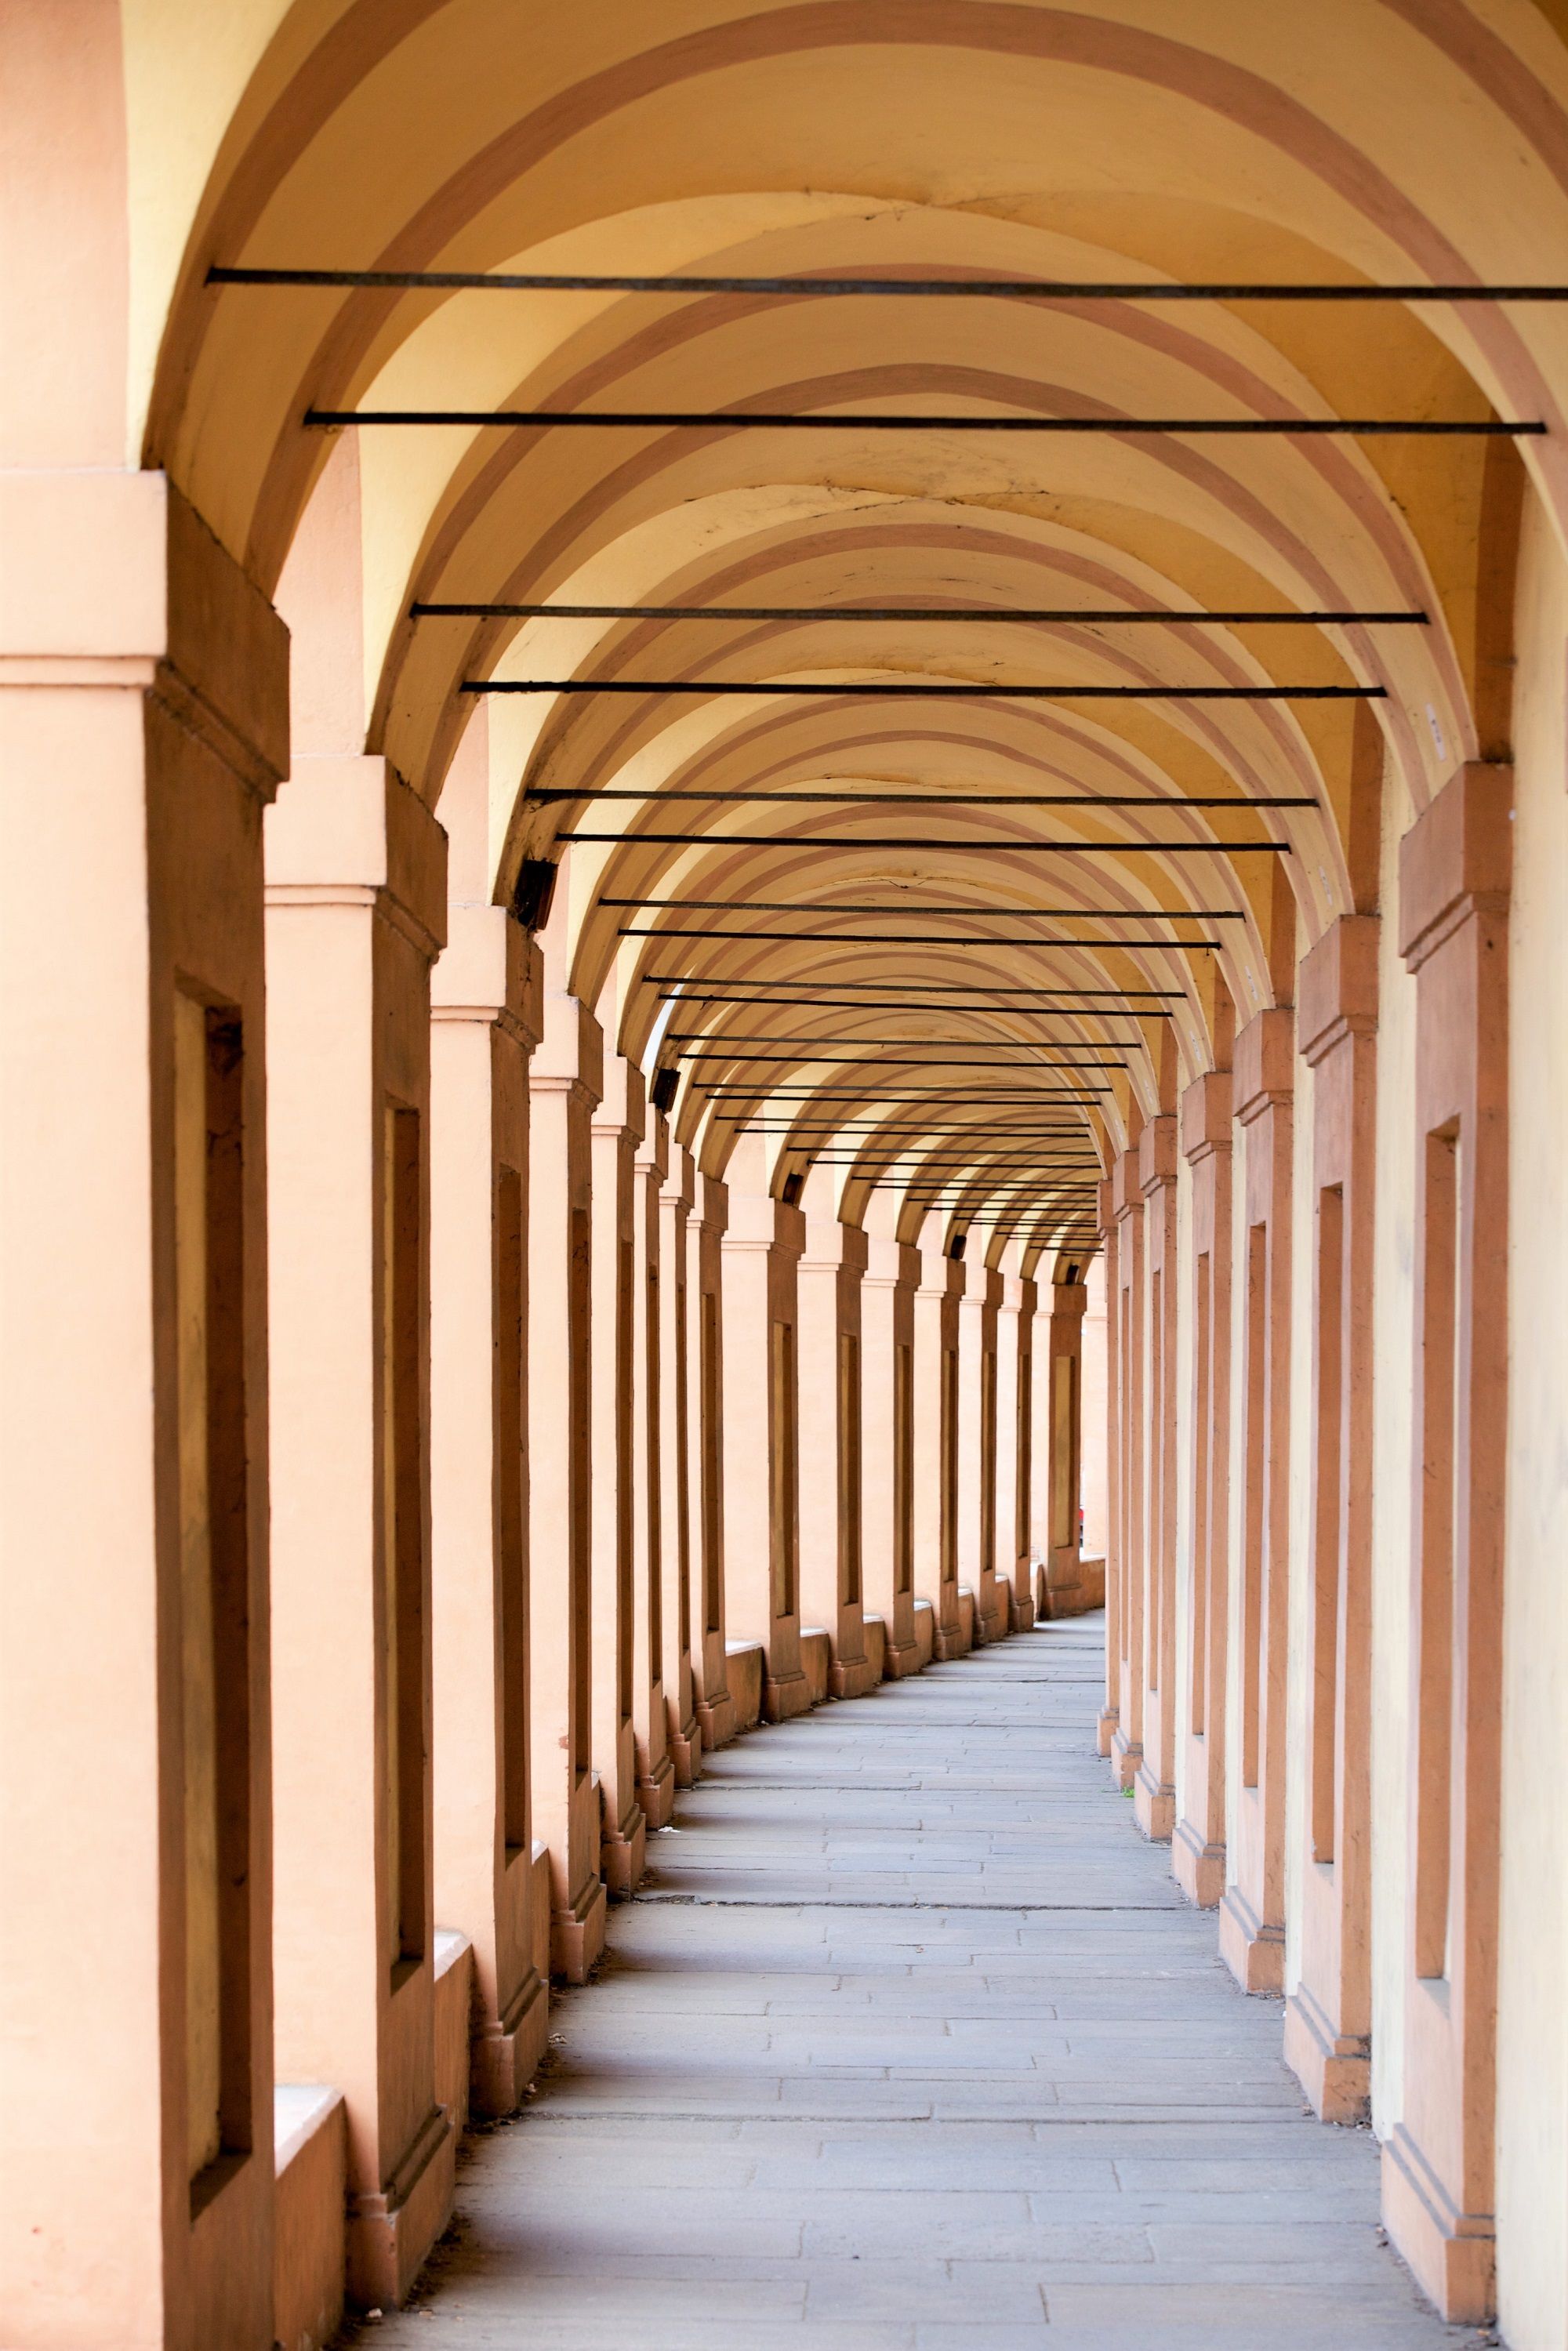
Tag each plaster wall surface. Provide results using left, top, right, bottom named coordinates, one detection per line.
left=1283, top=1043, right=1317, bottom=2001
left=1369, top=777, right=1420, bottom=2143
left=1080, top=1251, right=1109, bottom=1558
left=1495, top=492, right=1568, bottom=2351
left=1171, top=1149, right=1195, bottom=1839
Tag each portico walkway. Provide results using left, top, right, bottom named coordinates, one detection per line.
left=362, top=1620, right=1456, bottom=2349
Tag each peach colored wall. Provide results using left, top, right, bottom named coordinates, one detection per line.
left=1495, top=495, right=1568, bottom=2351
left=1078, top=1252, right=1109, bottom=1559
left=0, top=477, right=286, bottom=2351
left=273, top=2090, right=346, bottom=2351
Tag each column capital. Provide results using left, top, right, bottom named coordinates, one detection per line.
left=431, top=904, right=542, bottom=1046
left=1180, top=1069, right=1232, bottom=1163
left=1298, top=912, right=1379, bottom=1066
left=863, top=1235, right=919, bottom=1291
left=593, top=1051, right=647, bottom=1145
left=265, top=753, right=448, bottom=962
left=1138, top=1112, right=1178, bottom=1199
left=0, top=470, right=289, bottom=796
left=800, top=1216, right=869, bottom=1276
left=1399, top=761, right=1512, bottom=973
left=530, top=991, right=603, bottom=1108
left=1112, top=1147, right=1142, bottom=1222
left=1233, top=1007, right=1294, bottom=1125
left=659, top=1141, right=695, bottom=1214
left=688, top=1171, right=728, bottom=1239
left=636, top=1107, right=670, bottom=1184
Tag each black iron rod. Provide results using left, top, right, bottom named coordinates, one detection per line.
left=572, top=836, right=1288, bottom=852
left=547, top=790, right=1319, bottom=806
left=627, top=927, right=1217, bottom=946
left=314, top=407, right=1541, bottom=436
left=664, top=1030, right=1145, bottom=1041
left=653, top=977, right=1178, bottom=994
left=695, top=1095, right=1114, bottom=1105
left=614, top=898, right=1246, bottom=915
left=416, top=599, right=1428, bottom=624
left=674, top=1054, right=1124, bottom=1065
left=474, top=678, right=1377, bottom=698
left=659, top=994, right=1172, bottom=1015
left=659, top=997, right=1173, bottom=1014
left=212, top=267, right=1568, bottom=301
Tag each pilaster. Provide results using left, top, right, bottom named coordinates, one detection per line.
left=1218, top=1009, right=1294, bottom=1997
left=266, top=752, right=456, bottom=2306
left=1172, top=1070, right=1233, bottom=1910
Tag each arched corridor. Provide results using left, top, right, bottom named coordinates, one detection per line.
left=4, top=6, right=1568, bottom=2348
left=361, top=1619, right=1454, bottom=2350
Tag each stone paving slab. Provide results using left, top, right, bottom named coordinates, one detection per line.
left=348, top=1618, right=1468, bottom=2351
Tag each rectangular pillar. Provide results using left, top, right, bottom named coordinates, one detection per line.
left=659, top=1145, right=701, bottom=1783
left=1040, top=1282, right=1094, bottom=1617
left=429, top=905, right=549, bottom=2117
left=1283, top=917, right=1379, bottom=2120
left=0, top=473, right=285, bottom=2351
left=631, top=1109, right=676, bottom=1827
left=1172, top=1072, right=1233, bottom=1910
left=266, top=756, right=454, bottom=2308
left=1381, top=767, right=1512, bottom=2324
left=721, top=1190, right=811, bottom=1717
left=589, top=1057, right=648, bottom=1892
left=993, top=1266, right=1036, bottom=1629
left=1218, top=1009, right=1294, bottom=1996
left=860, top=1237, right=922, bottom=1674
left=1096, top=1178, right=1121, bottom=1757
left=1134, top=1116, right=1179, bottom=1843
left=797, top=1218, right=878, bottom=1696
left=1109, top=1150, right=1145, bottom=1790
left=527, top=995, right=608, bottom=1983
left=687, top=1174, right=737, bottom=1747
left=913, top=1234, right=967, bottom=1660
left=957, top=1257, right=1004, bottom=1639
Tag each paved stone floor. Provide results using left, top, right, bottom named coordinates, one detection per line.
left=360, top=1616, right=1468, bottom=2349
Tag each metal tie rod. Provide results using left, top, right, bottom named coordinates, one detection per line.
left=609, top=898, right=1248, bottom=914
left=626, top=927, right=1219, bottom=946
left=545, top=791, right=1322, bottom=807
left=212, top=267, right=1568, bottom=299
left=475, top=679, right=1378, bottom=698
left=569, top=835, right=1290, bottom=852
left=312, top=407, right=1541, bottom=437
left=416, top=599, right=1428, bottom=624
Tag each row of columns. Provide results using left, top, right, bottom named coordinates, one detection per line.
left=1094, top=763, right=1512, bottom=2325
left=0, top=482, right=1097, bottom=2346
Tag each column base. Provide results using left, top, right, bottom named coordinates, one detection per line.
left=667, top=1708, right=702, bottom=1785
left=637, top=1754, right=677, bottom=1829
left=470, top=1965, right=550, bottom=2117
left=1044, top=1551, right=1107, bottom=1618
left=764, top=1665, right=812, bottom=1721
left=1133, top=1766, right=1175, bottom=1842
left=1172, top=1818, right=1225, bottom=1908
left=347, top=2101, right=455, bottom=2311
left=1283, top=1983, right=1370, bottom=2123
left=882, top=1634, right=923, bottom=1678
left=934, top=1620, right=972, bottom=1661
left=695, top=1685, right=739, bottom=1751
left=1097, top=1705, right=1119, bottom=1759
left=1381, top=2124, right=1496, bottom=2324
left=830, top=1650, right=882, bottom=1699
left=551, top=1871, right=608, bottom=1985
left=1109, top=1727, right=1142, bottom=1790
left=1218, top=1883, right=1285, bottom=1994
left=601, top=1801, right=648, bottom=1895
